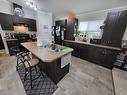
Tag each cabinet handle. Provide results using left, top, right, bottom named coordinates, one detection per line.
left=102, top=51, right=105, bottom=54
left=107, top=41, right=112, bottom=44
left=102, top=49, right=107, bottom=55
left=109, top=41, right=112, bottom=44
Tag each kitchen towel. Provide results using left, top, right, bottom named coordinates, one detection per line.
left=61, top=53, right=71, bottom=68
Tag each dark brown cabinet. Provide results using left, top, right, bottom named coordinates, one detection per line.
left=12, top=16, right=37, bottom=31
left=27, top=19, right=37, bottom=31
left=79, top=44, right=89, bottom=60
left=95, top=48, right=119, bottom=68
left=0, top=13, right=13, bottom=30
left=66, top=20, right=75, bottom=40
left=6, top=40, right=20, bottom=56
left=0, top=13, right=37, bottom=31
left=63, top=41, right=120, bottom=69
left=55, top=20, right=67, bottom=26
left=101, top=11, right=127, bottom=47
left=66, top=19, right=78, bottom=40
left=55, top=19, right=78, bottom=41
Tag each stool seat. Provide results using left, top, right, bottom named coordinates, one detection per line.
left=25, top=58, right=39, bottom=68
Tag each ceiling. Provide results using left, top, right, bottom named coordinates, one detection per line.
left=7, top=0, right=127, bottom=18
left=39, top=0, right=127, bottom=18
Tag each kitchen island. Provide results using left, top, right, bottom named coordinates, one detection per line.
left=21, top=42, right=73, bottom=84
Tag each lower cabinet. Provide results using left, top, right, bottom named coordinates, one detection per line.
left=80, top=44, right=89, bottom=60
left=95, top=48, right=119, bottom=68
left=63, top=41, right=120, bottom=69
left=6, top=40, right=20, bottom=56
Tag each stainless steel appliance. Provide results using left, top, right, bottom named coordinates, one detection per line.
left=52, top=26, right=66, bottom=45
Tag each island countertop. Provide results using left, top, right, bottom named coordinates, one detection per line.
left=21, top=42, right=73, bottom=63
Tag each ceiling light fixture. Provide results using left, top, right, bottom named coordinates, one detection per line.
left=25, top=0, right=37, bottom=11
left=26, top=1, right=29, bottom=5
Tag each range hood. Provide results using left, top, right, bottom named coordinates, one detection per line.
left=13, top=23, right=29, bottom=33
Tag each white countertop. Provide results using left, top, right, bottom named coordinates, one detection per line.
left=64, top=40, right=121, bottom=51
left=21, top=42, right=73, bottom=63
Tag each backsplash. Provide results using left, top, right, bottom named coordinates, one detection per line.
left=75, top=31, right=102, bottom=42
left=1, top=30, right=37, bottom=39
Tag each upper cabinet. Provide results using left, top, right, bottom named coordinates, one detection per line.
left=66, top=19, right=75, bottom=40
left=0, top=13, right=37, bottom=31
left=55, top=19, right=78, bottom=41
left=55, top=20, right=67, bottom=26
left=101, top=11, right=127, bottom=47
left=27, top=19, right=37, bottom=31
left=0, top=13, right=14, bottom=30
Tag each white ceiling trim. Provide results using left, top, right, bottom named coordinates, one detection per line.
left=77, top=5, right=127, bottom=17
left=56, top=5, right=127, bottom=20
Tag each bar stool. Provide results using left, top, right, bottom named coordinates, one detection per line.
left=16, top=51, right=44, bottom=89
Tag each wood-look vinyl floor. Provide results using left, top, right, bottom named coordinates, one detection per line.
left=0, top=52, right=114, bottom=95
left=53, top=56, right=114, bottom=95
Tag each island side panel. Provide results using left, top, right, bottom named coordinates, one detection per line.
left=39, top=58, right=70, bottom=84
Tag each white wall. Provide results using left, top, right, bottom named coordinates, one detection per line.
left=36, top=10, right=53, bottom=43
left=0, top=0, right=36, bottom=19
left=0, top=25, right=9, bottom=54
left=123, top=27, right=127, bottom=41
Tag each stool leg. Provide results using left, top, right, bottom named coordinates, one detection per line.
left=16, top=58, right=19, bottom=71
left=35, top=66, right=38, bottom=73
left=30, top=67, right=33, bottom=89
left=38, top=65, right=45, bottom=78
left=24, top=68, right=27, bottom=82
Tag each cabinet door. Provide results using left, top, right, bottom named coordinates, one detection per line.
left=95, top=48, right=111, bottom=68
left=12, top=15, right=20, bottom=24
left=105, top=50, right=119, bottom=68
left=6, top=40, right=19, bottom=56
left=110, top=11, right=127, bottom=47
left=66, top=20, right=75, bottom=40
left=13, top=16, right=37, bottom=31
left=55, top=20, right=67, bottom=26
left=87, top=46, right=98, bottom=63
left=96, top=48, right=119, bottom=69
left=27, top=19, right=37, bottom=31
left=71, top=42, right=79, bottom=57
left=0, top=13, right=13, bottom=30
left=80, top=44, right=88, bottom=60
left=101, top=11, right=127, bottom=47
left=101, top=12, right=120, bottom=45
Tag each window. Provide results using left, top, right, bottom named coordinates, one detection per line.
left=78, top=22, right=88, bottom=31
left=87, top=21, right=103, bottom=31
left=78, top=20, right=104, bottom=39
left=78, top=20, right=103, bottom=32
